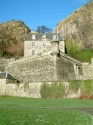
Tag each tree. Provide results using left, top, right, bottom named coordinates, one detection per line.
left=36, top=25, right=52, bottom=33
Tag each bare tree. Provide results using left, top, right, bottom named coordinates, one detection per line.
left=36, top=25, right=52, bottom=33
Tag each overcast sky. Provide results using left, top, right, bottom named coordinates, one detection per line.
left=0, top=0, right=89, bottom=30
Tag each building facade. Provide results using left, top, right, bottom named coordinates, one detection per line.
left=24, top=32, right=65, bottom=57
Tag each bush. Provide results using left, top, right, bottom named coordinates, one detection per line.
left=66, top=36, right=80, bottom=58
left=80, top=80, right=93, bottom=99
left=40, top=82, right=65, bottom=98
left=69, top=80, right=81, bottom=93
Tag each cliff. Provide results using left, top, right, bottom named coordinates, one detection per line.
left=54, top=1, right=93, bottom=51
left=0, top=20, right=31, bottom=58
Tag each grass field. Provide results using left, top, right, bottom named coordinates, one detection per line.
left=0, top=96, right=93, bottom=125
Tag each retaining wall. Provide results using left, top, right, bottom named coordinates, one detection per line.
left=0, top=80, right=80, bottom=98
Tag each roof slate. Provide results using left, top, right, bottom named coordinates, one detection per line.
left=25, top=32, right=63, bottom=41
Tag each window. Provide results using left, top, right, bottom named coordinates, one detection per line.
left=32, top=50, right=35, bottom=55
left=32, top=34, right=36, bottom=39
left=32, top=42, right=35, bottom=47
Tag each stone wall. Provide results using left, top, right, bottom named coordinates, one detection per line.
left=5, top=54, right=82, bottom=82
left=0, top=80, right=80, bottom=98
left=0, top=58, right=15, bottom=71
left=82, top=63, right=93, bottom=80
left=5, top=55, right=57, bottom=82
left=5, top=54, right=81, bottom=82
left=56, top=57, right=76, bottom=80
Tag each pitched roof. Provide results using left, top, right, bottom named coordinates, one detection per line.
left=25, top=32, right=63, bottom=41
left=0, top=72, right=20, bottom=82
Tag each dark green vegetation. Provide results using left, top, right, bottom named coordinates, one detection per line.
left=0, top=20, right=30, bottom=58
left=0, top=96, right=93, bottom=125
left=40, top=80, right=93, bottom=99
left=66, top=36, right=93, bottom=62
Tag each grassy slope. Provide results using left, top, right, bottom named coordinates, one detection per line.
left=0, top=96, right=93, bottom=108
left=0, top=96, right=93, bottom=125
left=0, top=108, right=92, bottom=125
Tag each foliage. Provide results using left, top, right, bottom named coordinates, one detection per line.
left=65, top=36, right=80, bottom=57
left=69, top=80, right=81, bottom=92
left=69, top=80, right=93, bottom=99
left=36, top=25, right=52, bottom=33
left=65, top=36, right=93, bottom=62
left=0, top=20, right=30, bottom=58
left=40, top=82, right=65, bottom=98
left=80, top=80, right=93, bottom=99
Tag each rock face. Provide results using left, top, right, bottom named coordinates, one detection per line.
left=54, top=1, right=93, bottom=50
left=0, top=20, right=31, bottom=58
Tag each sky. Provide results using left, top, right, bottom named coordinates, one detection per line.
left=0, top=0, right=89, bottom=31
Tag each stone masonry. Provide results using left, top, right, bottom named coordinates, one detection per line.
left=4, top=32, right=83, bottom=83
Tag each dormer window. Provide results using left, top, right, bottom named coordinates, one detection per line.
left=42, top=34, right=46, bottom=39
left=32, top=34, right=36, bottom=39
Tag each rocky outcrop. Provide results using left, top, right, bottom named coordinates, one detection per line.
left=0, top=20, right=31, bottom=58
left=54, top=1, right=93, bottom=50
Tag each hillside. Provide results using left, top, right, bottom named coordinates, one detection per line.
left=0, top=20, right=31, bottom=58
left=54, top=1, right=93, bottom=51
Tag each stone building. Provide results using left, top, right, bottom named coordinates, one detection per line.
left=1, top=30, right=93, bottom=98
left=1, top=31, right=93, bottom=98
left=4, top=31, right=82, bottom=82
left=24, top=31, right=65, bottom=57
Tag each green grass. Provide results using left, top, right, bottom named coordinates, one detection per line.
left=75, top=50, right=92, bottom=62
left=0, top=96, right=93, bottom=125
left=0, top=108, right=92, bottom=125
left=0, top=96, right=93, bottom=108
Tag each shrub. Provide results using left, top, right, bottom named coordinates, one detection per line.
left=69, top=80, right=81, bottom=93
left=80, top=80, right=93, bottom=99
left=65, top=36, right=80, bottom=57
left=40, top=82, right=65, bottom=98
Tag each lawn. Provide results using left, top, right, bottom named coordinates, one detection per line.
left=0, top=96, right=93, bottom=125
